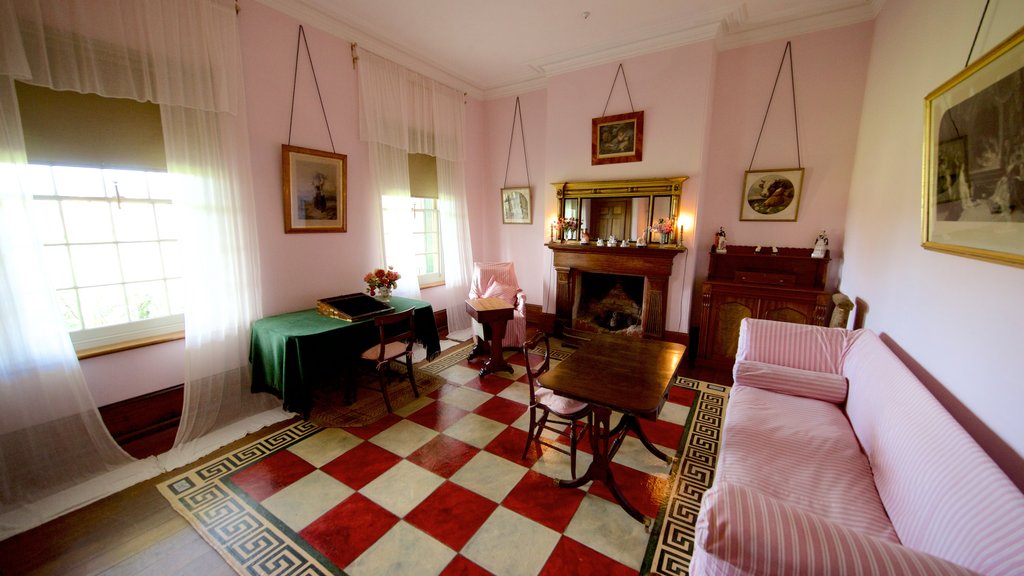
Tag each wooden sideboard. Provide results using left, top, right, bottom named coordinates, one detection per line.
left=697, top=245, right=833, bottom=367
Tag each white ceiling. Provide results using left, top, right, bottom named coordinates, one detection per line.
left=256, top=0, right=883, bottom=100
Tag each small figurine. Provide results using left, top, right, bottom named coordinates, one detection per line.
left=580, top=228, right=590, bottom=245
left=636, top=234, right=647, bottom=247
left=607, top=234, right=617, bottom=247
left=811, top=230, right=829, bottom=258
left=714, top=227, right=728, bottom=254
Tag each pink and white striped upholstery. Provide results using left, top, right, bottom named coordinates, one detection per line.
left=694, top=319, right=1024, bottom=576
left=716, top=385, right=898, bottom=541
left=733, top=359, right=848, bottom=403
left=843, top=330, right=1024, bottom=575
left=469, top=261, right=526, bottom=348
left=735, top=317, right=849, bottom=374
left=693, top=482, right=980, bottom=576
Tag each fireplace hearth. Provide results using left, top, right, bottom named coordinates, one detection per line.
left=548, top=242, right=685, bottom=339
left=574, top=273, right=644, bottom=335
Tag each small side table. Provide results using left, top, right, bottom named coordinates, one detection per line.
left=465, top=297, right=514, bottom=376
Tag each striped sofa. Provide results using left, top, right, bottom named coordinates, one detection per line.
left=692, top=318, right=1024, bottom=575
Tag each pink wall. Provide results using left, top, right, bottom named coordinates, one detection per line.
left=843, top=0, right=1024, bottom=480
left=696, top=22, right=874, bottom=294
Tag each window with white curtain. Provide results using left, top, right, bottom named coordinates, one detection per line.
left=385, top=153, right=444, bottom=288
left=16, top=81, right=183, bottom=352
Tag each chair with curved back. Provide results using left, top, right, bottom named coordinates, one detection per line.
left=469, top=261, right=526, bottom=349
left=521, top=332, right=592, bottom=479
left=358, top=307, right=419, bottom=413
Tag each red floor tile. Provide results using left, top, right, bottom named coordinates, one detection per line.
left=406, top=434, right=479, bottom=478
left=630, top=419, right=685, bottom=452
left=587, top=462, right=670, bottom=519
left=540, top=536, right=638, bottom=576
left=228, top=449, right=316, bottom=501
left=502, top=470, right=586, bottom=532
left=405, top=481, right=498, bottom=551
left=343, top=413, right=402, bottom=440
left=299, top=493, right=399, bottom=569
left=503, top=351, right=528, bottom=366
left=473, top=396, right=528, bottom=425
left=406, top=400, right=470, bottom=432
left=462, top=375, right=513, bottom=395
left=440, top=555, right=492, bottom=576
left=485, top=426, right=544, bottom=467
left=668, top=386, right=696, bottom=406
left=319, top=441, right=401, bottom=490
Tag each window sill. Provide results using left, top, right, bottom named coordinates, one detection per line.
left=77, top=331, right=185, bottom=360
left=419, top=280, right=445, bottom=290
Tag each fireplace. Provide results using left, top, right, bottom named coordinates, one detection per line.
left=549, top=242, right=685, bottom=339
left=574, top=272, right=644, bottom=335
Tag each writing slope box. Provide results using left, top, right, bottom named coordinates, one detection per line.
left=316, top=293, right=394, bottom=321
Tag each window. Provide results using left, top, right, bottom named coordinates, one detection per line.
left=28, top=165, right=183, bottom=350
left=411, top=197, right=443, bottom=286
left=383, top=153, right=444, bottom=288
left=16, top=82, right=182, bottom=352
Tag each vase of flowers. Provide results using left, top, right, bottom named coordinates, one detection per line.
left=365, top=266, right=400, bottom=302
left=652, top=218, right=675, bottom=244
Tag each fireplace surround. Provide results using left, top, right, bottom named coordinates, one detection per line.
left=548, top=242, right=685, bottom=339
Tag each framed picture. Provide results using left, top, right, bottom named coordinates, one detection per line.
left=740, top=168, right=804, bottom=221
left=282, top=144, right=347, bottom=233
left=501, top=186, right=532, bottom=224
left=923, top=26, right=1024, bottom=268
left=592, top=111, right=644, bottom=165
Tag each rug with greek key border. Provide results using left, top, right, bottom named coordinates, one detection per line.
left=641, top=377, right=730, bottom=575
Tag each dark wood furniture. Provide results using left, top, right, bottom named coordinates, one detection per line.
left=521, top=333, right=593, bottom=479
left=540, top=332, right=686, bottom=525
left=465, top=297, right=514, bottom=376
left=547, top=242, right=686, bottom=339
left=697, top=245, right=833, bottom=367
left=356, top=308, right=419, bottom=412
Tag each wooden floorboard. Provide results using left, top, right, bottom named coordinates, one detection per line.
left=0, top=418, right=298, bottom=576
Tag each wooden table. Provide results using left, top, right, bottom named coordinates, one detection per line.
left=541, top=332, right=685, bottom=525
left=465, top=297, right=514, bottom=376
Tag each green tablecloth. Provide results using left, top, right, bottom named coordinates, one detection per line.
left=249, top=296, right=440, bottom=415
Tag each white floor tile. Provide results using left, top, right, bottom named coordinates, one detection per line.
left=441, top=413, right=506, bottom=449
left=261, top=470, right=354, bottom=532
left=437, top=386, right=492, bottom=411
left=369, top=419, right=438, bottom=457
left=360, top=460, right=445, bottom=517
left=288, top=428, right=362, bottom=467
left=346, top=521, right=455, bottom=576
left=564, top=493, right=649, bottom=570
left=449, top=451, right=527, bottom=503
left=461, top=507, right=560, bottom=576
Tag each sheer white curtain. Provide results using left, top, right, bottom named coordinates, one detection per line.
left=0, top=0, right=285, bottom=537
left=357, top=50, right=473, bottom=326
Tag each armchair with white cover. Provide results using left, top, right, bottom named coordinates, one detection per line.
left=468, top=261, right=527, bottom=349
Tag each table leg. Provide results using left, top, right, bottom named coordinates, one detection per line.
left=475, top=320, right=512, bottom=376
left=558, top=407, right=649, bottom=525
left=619, top=414, right=672, bottom=464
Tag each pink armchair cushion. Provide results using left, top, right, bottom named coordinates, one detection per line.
left=695, top=482, right=981, bottom=576
left=482, top=279, right=519, bottom=307
left=733, top=359, right=848, bottom=404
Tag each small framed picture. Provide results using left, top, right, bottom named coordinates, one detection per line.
left=740, top=168, right=804, bottom=221
left=282, top=144, right=347, bottom=233
left=501, top=187, right=532, bottom=224
left=592, top=111, right=644, bottom=165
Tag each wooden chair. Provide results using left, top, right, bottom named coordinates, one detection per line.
left=521, top=332, right=592, bottom=478
left=358, top=308, right=419, bottom=412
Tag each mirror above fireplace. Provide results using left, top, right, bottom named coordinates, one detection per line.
left=554, top=177, right=687, bottom=244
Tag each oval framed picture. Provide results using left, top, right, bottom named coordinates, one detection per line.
left=740, top=168, right=804, bottom=221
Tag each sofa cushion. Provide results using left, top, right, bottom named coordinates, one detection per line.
left=733, top=359, right=848, bottom=404
left=718, top=385, right=897, bottom=541
left=693, top=482, right=981, bottom=576
left=842, top=330, right=1024, bottom=575
left=736, top=318, right=849, bottom=374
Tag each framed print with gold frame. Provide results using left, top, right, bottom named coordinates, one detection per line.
left=282, top=144, right=347, bottom=233
left=922, top=25, right=1024, bottom=268
left=501, top=187, right=532, bottom=224
left=740, top=168, right=804, bottom=221
left=592, top=111, right=644, bottom=165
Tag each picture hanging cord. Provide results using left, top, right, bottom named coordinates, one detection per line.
left=965, top=0, right=992, bottom=68
left=503, top=96, right=531, bottom=189
left=748, top=41, right=801, bottom=171
left=601, top=63, right=635, bottom=117
left=287, top=25, right=336, bottom=153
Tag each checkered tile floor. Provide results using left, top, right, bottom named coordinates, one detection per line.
left=225, top=347, right=693, bottom=575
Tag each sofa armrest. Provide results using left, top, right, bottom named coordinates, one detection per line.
left=733, top=360, right=847, bottom=404
left=695, top=482, right=980, bottom=576
left=736, top=318, right=848, bottom=375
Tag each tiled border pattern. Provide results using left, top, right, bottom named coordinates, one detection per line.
left=158, top=378, right=727, bottom=576
left=642, top=377, right=730, bottom=575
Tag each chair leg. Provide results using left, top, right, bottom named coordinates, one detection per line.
left=405, top=354, right=419, bottom=398
left=569, top=420, right=578, bottom=480
left=378, top=366, right=393, bottom=413
left=522, top=406, right=538, bottom=460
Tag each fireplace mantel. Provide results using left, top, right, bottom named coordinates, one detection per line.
left=548, top=242, right=685, bottom=339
